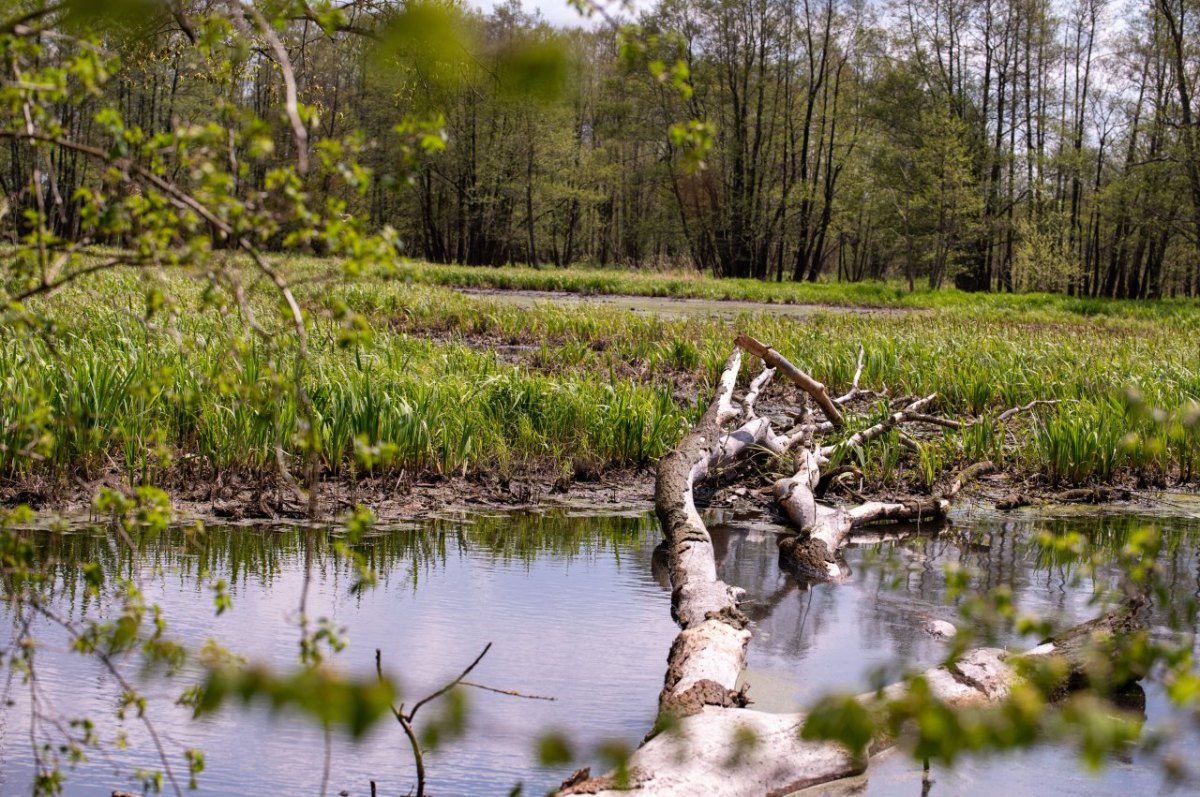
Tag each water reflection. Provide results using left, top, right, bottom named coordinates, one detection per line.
left=0, top=513, right=675, bottom=797
left=709, top=506, right=1200, bottom=795
left=5, top=505, right=1200, bottom=796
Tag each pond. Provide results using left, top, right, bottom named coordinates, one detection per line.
left=0, top=504, right=1197, bottom=796
left=0, top=513, right=675, bottom=796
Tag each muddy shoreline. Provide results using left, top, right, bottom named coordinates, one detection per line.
left=0, top=467, right=659, bottom=527
left=4, top=459, right=1194, bottom=530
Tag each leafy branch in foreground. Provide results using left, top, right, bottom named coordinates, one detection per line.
left=1, top=1, right=406, bottom=515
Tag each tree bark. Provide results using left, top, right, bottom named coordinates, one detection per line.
left=652, top=351, right=755, bottom=715
left=563, top=601, right=1145, bottom=796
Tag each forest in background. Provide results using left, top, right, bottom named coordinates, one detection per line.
left=3, top=0, right=1200, bottom=297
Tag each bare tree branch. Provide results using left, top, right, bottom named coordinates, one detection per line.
left=735, top=333, right=845, bottom=427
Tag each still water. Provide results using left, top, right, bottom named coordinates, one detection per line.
left=0, top=514, right=675, bottom=796
left=1, top=505, right=1198, bottom=796
left=714, top=502, right=1200, bottom=796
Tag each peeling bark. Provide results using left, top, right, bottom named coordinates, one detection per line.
left=653, top=351, right=754, bottom=713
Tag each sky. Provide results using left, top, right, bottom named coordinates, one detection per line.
left=472, top=0, right=639, bottom=28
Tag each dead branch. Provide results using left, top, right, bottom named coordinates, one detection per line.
left=740, top=366, right=774, bottom=420
left=458, top=682, right=556, bottom=701
left=735, top=334, right=845, bottom=428
left=946, top=460, right=998, bottom=497
left=996, top=399, right=1061, bottom=424
left=833, top=344, right=866, bottom=404
left=998, top=486, right=1131, bottom=511
left=821, top=394, right=937, bottom=459
left=377, top=642, right=552, bottom=797
left=904, top=412, right=964, bottom=430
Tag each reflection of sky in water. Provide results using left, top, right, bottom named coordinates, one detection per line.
left=714, top=504, right=1200, bottom=796
left=4, top=505, right=1200, bottom=796
left=0, top=516, right=675, bottom=797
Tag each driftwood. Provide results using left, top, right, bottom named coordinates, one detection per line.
left=998, top=486, right=1132, bottom=510
left=560, top=337, right=1139, bottom=797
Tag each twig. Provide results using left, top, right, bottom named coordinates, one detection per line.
left=11, top=255, right=155, bottom=303
left=242, top=3, right=309, bottom=175
left=405, top=643, right=492, bottom=719
left=833, top=344, right=866, bottom=404
left=459, top=681, right=557, bottom=701
left=377, top=643, right=517, bottom=797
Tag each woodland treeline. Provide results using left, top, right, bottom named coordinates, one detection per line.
left=4, top=0, right=1200, bottom=296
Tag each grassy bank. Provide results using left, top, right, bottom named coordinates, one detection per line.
left=2, top=259, right=1199, bottom=503
left=335, top=274, right=1200, bottom=487
left=1, top=272, right=688, bottom=491
left=385, top=259, right=1200, bottom=321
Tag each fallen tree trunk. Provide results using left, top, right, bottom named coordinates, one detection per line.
left=564, top=338, right=1119, bottom=796
left=652, top=351, right=759, bottom=715
left=561, top=600, right=1146, bottom=797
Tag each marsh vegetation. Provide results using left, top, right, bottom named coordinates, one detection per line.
left=4, top=261, right=1199, bottom=511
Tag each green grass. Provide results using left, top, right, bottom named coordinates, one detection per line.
left=379, top=259, right=1200, bottom=322
left=0, top=271, right=690, bottom=486
left=3, top=258, right=1199, bottom=493
left=323, top=266, right=1200, bottom=487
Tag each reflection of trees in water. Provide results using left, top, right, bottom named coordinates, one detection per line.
left=708, top=511, right=1200, bottom=669
left=34, top=510, right=1199, bottom=659
left=29, top=512, right=663, bottom=605
left=967, top=514, right=1200, bottom=632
